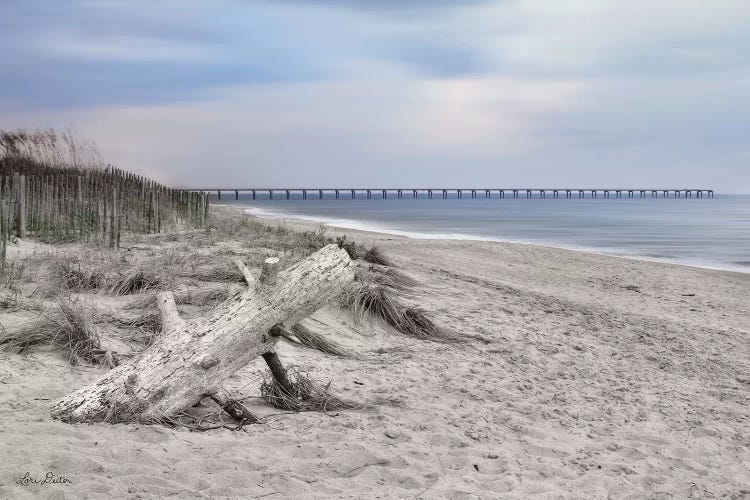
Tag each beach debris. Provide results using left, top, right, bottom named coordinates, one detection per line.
left=385, top=429, right=400, bottom=439
left=50, top=244, right=355, bottom=424
left=341, top=459, right=390, bottom=478
left=208, top=394, right=258, bottom=428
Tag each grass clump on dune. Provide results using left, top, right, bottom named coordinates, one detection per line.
left=366, top=265, right=417, bottom=292
left=348, top=284, right=403, bottom=328
left=335, top=235, right=359, bottom=260
left=335, top=236, right=392, bottom=267
left=109, top=268, right=167, bottom=295
left=361, top=246, right=391, bottom=266
left=343, top=244, right=461, bottom=342
left=399, top=306, right=461, bottom=343
left=346, top=282, right=462, bottom=343
left=260, top=366, right=360, bottom=412
left=50, top=258, right=106, bottom=292
left=190, top=263, right=246, bottom=284
left=0, top=297, right=103, bottom=364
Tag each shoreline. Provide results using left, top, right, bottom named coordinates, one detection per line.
left=218, top=204, right=750, bottom=278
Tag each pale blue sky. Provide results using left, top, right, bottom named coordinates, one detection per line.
left=1, top=0, right=748, bottom=191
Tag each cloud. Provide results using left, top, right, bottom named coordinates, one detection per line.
left=0, top=64, right=585, bottom=186
left=474, top=0, right=750, bottom=76
left=0, top=0, right=748, bottom=191
left=267, top=0, right=491, bottom=11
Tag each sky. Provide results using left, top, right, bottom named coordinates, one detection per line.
left=1, top=0, right=748, bottom=192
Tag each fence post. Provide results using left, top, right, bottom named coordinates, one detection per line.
left=77, top=175, right=83, bottom=238
left=110, top=186, right=118, bottom=248
left=16, top=175, right=26, bottom=238
left=155, top=190, right=161, bottom=233
left=0, top=200, right=6, bottom=269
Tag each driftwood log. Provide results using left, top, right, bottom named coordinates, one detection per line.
left=50, top=244, right=354, bottom=423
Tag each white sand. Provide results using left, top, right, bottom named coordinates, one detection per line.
left=1, top=215, right=748, bottom=499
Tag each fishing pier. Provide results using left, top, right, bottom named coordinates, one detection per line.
left=190, top=188, right=715, bottom=200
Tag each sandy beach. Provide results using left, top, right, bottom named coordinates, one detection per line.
left=1, top=208, right=748, bottom=499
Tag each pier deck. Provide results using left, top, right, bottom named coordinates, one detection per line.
left=188, top=188, right=715, bottom=200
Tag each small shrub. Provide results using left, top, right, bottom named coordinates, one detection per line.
left=1, top=257, right=30, bottom=291
left=260, top=366, right=360, bottom=412
left=110, top=268, right=166, bottom=295
left=336, top=235, right=359, bottom=260
left=50, top=258, right=106, bottom=291
left=362, top=246, right=391, bottom=266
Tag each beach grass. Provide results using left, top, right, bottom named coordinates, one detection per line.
left=0, top=296, right=102, bottom=364
left=260, top=366, right=360, bottom=412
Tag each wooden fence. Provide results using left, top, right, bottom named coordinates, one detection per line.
left=0, top=167, right=209, bottom=269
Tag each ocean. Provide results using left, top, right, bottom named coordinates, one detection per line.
left=215, top=194, right=750, bottom=274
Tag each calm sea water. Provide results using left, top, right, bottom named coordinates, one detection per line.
left=215, top=194, right=750, bottom=273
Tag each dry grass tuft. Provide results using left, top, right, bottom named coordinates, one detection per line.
left=399, top=306, right=462, bottom=343
left=178, top=286, right=237, bottom=307
left=0, top=257, right=32, bottom=291
left=0, top=290, right=42, bottom=311
left=124, top=286, right=237, bottom=311
left=335, top=235, right=359, bottom=260
left=124, top=292, right=157, bottom=310
left=110, top=268, right=166, bottom=295
left=0, top=297, right=103, bottom=364
left=291, top=323, right=352, bottom=357
left=50, top=258, right=106, bottom=291
left=260, top=366, right=360, bottom=412
left=118, top=310, right=162, bottom=346
left=367, top=265, right=417, bottom=291
left=346, top=283, right=461, bottom=343
left=348, top=284, right=403, bottom=328
left=191, top=263, right=245, bottom=284
left=362, top=246, right=391, bottom=266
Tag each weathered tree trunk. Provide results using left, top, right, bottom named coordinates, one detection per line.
left=50, top=244, right=354, bottom=423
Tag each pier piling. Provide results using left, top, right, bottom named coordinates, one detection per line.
left=196, top=187, right=714, bottom=202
